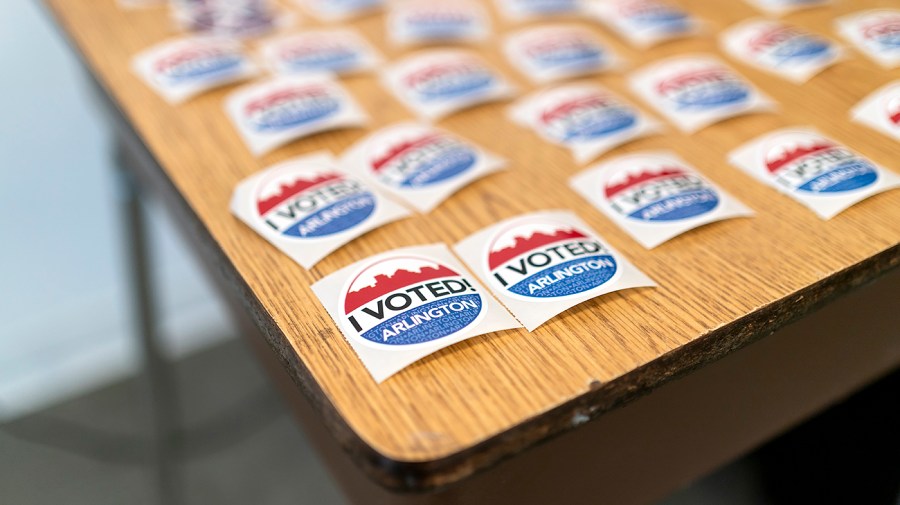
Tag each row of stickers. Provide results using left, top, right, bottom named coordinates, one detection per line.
left=124, top=0, right=900, bottom=69
left=235, top=125, right=899, bottom=265
left=134, top=38, right=900, bottom=156
left=133, top=6, right=900, bottom=103
left=232, top=127, right=898, bottom=380
left=121, top=0, right=895, bottom=41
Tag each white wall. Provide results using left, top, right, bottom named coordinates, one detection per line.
left=0, top=0, right=234, bottom=420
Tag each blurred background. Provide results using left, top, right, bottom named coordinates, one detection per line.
left=0, top=1, right=896, bottom=504
left=0, top=0, right=350, bottom=501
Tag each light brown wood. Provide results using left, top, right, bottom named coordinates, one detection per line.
left=44, top=0, right=900, bottom=491
left=258, top=270, right=900, bottom=505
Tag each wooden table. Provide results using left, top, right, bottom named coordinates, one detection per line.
left=43, top=0, right=899, bottom=503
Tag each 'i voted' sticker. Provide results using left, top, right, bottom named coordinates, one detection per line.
left=259, top=29, right=382, bottom=77
left=230, top=151, right=411, bottom=269
left=585, top=0, right=700, bottom=48
left=225, top=74, right=367, bottom=156
left=741, top=0, right=830, bottom=16
left=381, top=49, right=516, bottom=121
left=454, top=211, right=655, bottom=331
left=836, top=9, right=900, bottom=69
left=171, top=0, right=291, bottom=39
left=729, top=128, right=900, bottom=219
left=312, top=244, right=522, bottom=382
left=494, top=0, right=583, bottom=22
left=132, top=36, right=259, bottom=104
left=571, top=151, right=754, bottom=248
left=508, top=83, right=662, bottom=164
left=341, top=122, right=506, bottom=212
left=387, top=0, right=490, bottom=47
left=721, top=19, right=842, bottom=84
left=851, top=80, right=900, bottom=142
left=629, top=54, right=776, bottom=133
left=503, top=24, right=621, bottom=84
left=293, top=0, right=383, bottom=22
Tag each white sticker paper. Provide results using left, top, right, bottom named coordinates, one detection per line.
left=132, top=36, right=259, bottom=104
left=741, top=0, right=830, bottom=16
left=118, top=0, right=165, bottom=9
left=836, top=9, right=900, bottom=69
left=171, top=0, right=292, bottom=39
left=230, top=152, right=411, bottom=269
left=571, top=152, right=754, bottom=248
left=851, top=80, right=900, bottom=141
left=293, top=0, right=383, bottom=22
left=494, top=0, right=583, bottom=22
left=454, top=211, right=655, bottom=331
left=381, top=49, right=516, bottom=121
left=508, top=83, right=662, bottom=164
left=629, top=54, right=776, bottom=133
left=729, top=128, right=900, bottom=219
left=341, top=122, right=506, bottom=212
left=225, top=74, right=367, bottom=156
left=721, top=19, right=842, bottom=84
left=503, top=25, right=621, bottom=84
left=260, top=29, right=381, bottom=77
left=584, top=0, right=700, bottom=48
left=387, top=0, right=490, bottom=47
left=312, top=244, right=522, bottom=383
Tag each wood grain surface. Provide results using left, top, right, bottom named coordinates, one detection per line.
left=44, top=0, right=900, bottom=491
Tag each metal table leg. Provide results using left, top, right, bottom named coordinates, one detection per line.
left=115, top=143, right=183, bottom=505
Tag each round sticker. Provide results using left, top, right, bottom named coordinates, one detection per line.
left=255, top=168, right=376, bottom=238
left=368, top=131, right=477, bottom=188
left=341, top=256, right=484, bottom=346
left=485, top=219, right=618, bottom=300
left=659, top=68, right=750, bottom=109
left=604, top=162, right=720, bottom=222
left=763, top=132, right=878, bottom=194
left=245, top=85, right=339, bottom=131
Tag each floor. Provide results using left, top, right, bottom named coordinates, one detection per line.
left=0, top=340, right=344, bottom=505
left=0, top=338, right=767, bottom=505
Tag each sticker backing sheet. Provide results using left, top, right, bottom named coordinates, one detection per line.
left=313, top=244, right=522, bottom=382
left=132, top=36, right=259, bottom=103
left=225, top=74, right=367, bottom=156
left=454, top=211, right=655, bottom=331
left=720, top=19, right=843, bottom=84
left=729, top=128, right=900, bottom=219
left=571, top=151, right=754, bottom=248
left=629, top=54, right=776, bottom=133
left=508, top=82, right=662, bottom=164
left=851, top=80, right=900, bottom=141
left=381, top=49, right=516, bottom=121
left=230, top=151, right=411, bottom=268
left=341, top=122, right=506, bottom=212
